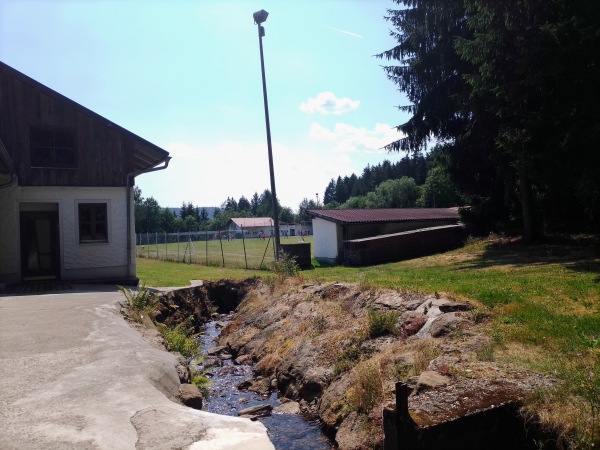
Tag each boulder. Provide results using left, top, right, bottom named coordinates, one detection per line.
left=179, top=383, right=203, bottom=410
left=400, top=311, right=428, bottom=337
left=430, top=312, right=467, bottom=338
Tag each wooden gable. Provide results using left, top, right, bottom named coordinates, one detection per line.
left=0, top=62, right=169, bottom=187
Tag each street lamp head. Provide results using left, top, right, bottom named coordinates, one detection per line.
left=253, top=9, right=269, bottom=25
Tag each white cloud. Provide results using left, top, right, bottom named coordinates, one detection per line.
left=309, top=121, right=402, bottom=154
left=136, top=122, right=404, bottom=212
left=300, top=92, right=360, bottom=115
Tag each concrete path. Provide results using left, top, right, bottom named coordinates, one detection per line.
left=0, top=286, right=274, bottom=450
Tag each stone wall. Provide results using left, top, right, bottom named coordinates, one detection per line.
left=344, top=224, right=465, bottom=266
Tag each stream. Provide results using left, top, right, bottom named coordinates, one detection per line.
left=194, top=315, right=334, bottom=450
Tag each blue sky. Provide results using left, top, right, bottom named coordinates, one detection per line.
left=0, top=0, right=410, bottom=212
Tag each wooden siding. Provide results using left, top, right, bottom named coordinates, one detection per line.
left=0, top=62, right=167, bottom=187
left=343, top=224, right=465, bottom=266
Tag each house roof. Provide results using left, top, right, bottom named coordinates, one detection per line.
left=229, top=217, right=274, bottom=228
left=0, top=61, right=169, bottom=172
left=309, top=208, right=460, bottom=225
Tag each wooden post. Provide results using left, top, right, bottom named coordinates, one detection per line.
left=396, top=381, right=414, bottom=449
left=241, top=226, right=248, bottom=270
left=219, top=233, right=225, bottom=267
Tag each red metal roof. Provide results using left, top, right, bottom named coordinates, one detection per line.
left=229, top=217, right=274, bottom=228
left=308, top=208, right=460, bottom=224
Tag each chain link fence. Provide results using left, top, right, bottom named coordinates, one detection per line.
left=136, top=228, right=286, bottom=269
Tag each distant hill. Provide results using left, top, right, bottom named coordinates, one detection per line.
left=169, top=207, right=216, bottom=219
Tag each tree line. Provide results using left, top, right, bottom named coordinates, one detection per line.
left=378, top=0, right=600, bottom=240
left=134, top=187, right=312, bottom=234
left=321, top=152, right=460, bottom=209
left=135, top=151, right=462, bottom=234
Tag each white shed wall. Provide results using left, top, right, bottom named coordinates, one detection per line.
left=312, top=217, right=342, bottom=263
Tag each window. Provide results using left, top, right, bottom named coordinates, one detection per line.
left=30, top=126, right=77, bottom=168
left=79, top=203, right=108, bottom=243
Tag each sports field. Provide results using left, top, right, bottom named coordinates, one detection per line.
left=136, top=234, right=313, bottom=269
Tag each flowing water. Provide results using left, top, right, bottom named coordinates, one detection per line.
left=195, top=315, right=334, bottom=449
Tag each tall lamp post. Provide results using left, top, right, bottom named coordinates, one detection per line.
left=253, top=9, right=281, bottom=259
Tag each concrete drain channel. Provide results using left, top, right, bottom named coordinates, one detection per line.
left=195, top=315, right=334, bottom=449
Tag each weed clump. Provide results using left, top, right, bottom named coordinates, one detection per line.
left=347, top=361, right=383, bottom=413
left=334, top=346, right=362, bottom=376
left=157, top=321, right=201, bottom=358
left=367, top=308, right=399, bottom=338
left=271, top=252, right=300, bottom=280
left=191, top=371, right=211, bottom=397
left=119, top=283, right=156, bottom=311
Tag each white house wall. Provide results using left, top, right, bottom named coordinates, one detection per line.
left=312, top=217, right=342, bottom=263
left=0, top=186, right=133, bottom=283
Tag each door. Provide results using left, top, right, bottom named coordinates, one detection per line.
left=20, top=211, right=60, bottom=280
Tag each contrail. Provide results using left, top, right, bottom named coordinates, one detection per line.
left=325, top=26, right=364, bottom=38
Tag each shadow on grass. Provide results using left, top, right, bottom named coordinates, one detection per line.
left=454, top=235, right=600, bottom=281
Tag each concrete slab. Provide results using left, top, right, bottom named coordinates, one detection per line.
left=0, top=286, right=274, bottom=450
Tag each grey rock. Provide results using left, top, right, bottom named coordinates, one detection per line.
left=416, top=371, right=451, bottom=393
left=238, top=404, right=273, bottom=419
left=430, top=312, right=467, bottom=338
left=176, top=364, right=190, bottom=383
left=235, top=354, right=253, bottom=365
left=273, top=401, right=300, bottom=415
left=206, top=346, right=226, bottom=356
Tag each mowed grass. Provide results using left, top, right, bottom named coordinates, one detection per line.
left=137, top=235, right=600, bottom=444
left=136, top=258, right=256, bottom=287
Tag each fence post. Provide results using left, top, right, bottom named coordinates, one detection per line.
left=241, top=226, right=248, bottom=270
left=205, top=230, right=208, bottom=266
left=146, top=232, right=149, bottom=258
left=177, top=232, right=180, bottom=261
left=219, top=233, right=225, bottom=267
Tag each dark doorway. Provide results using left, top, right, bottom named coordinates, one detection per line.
left=20, top=210, right=60, bottom=280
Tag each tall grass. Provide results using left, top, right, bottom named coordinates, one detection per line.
left=348, top=360, right=384, bottom=413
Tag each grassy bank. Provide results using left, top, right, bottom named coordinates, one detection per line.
left=137, top=235, right=599, bottom=357
left=136, top=235, right=600, bottom=446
